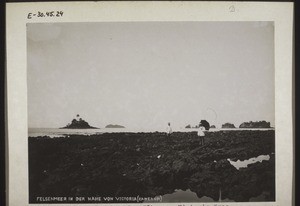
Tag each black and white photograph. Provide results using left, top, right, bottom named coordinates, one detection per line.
left=5, top=2, right=294, bottom=206
left=27, top=21, right=276, bottom=203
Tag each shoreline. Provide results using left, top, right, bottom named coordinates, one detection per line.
left=28, top=127, right=275, bottom=138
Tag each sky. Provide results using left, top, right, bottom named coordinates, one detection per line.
left=27, top=22, right=274, bottom=130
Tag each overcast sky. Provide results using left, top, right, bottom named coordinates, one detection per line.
left=27, top=22, right=274, bottom=130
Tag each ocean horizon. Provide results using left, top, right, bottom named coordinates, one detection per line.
left=28, top=127, right=275, bottom=138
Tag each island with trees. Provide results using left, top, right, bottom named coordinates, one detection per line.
left=239, top=121, right=271, bottom=128
left=60, top=114, right=98, bottom=129
left=222, top=123, right=236, bottom=128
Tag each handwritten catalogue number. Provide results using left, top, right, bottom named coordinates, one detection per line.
left=27, top=11, right=64, bottom=19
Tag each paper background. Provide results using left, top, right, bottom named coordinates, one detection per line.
left=6, top=2, right=294, bottom=206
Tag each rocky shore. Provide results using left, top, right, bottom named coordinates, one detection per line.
left=29, top=130, right=275, bottom=203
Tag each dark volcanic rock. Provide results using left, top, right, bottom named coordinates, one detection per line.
left=29, top=130, right=275, bottom=203
left=223, top=154, right=275, bottom=201
left=239, top=121, right=271, bottom=128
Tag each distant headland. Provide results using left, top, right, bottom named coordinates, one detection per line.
left=60, top=115, right=98, bottom=129
left=222, top=123, right=236, bottom=128
left=239, top=121, right=271, bottom=128
left=105, top=124, right=125, bottom=128
left=221, top=121, right=271, bottom=129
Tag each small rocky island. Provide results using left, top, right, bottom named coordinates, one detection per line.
left=222, top=123, right=236, bottom=128
left=105, top=124, right=125, bottom=128
left=61, top=115, right=98, bottom=129
left=239, top=121, right=271, bottom=128
left=185, top=120, right=210, bottom=130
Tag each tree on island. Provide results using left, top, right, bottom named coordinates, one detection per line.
left=185, top=120, right=210, bottom=130
left=61, top=115, right=98, bottom=129
left=200, top=120, right=210, bottom=131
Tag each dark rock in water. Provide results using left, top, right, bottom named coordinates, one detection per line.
left=185, top=124, right=191, bottom=128
left=215, top=159, right=234, bottom=171
left=105, top=124, right=125, bottom=128
left=222, top=123, right=236, bottom=128
left=223, top=155, right=275, bottom=202
left=61, top=117, right=98, bottom=129
left=239, top=121, right=271, bottom=128
left=172, top=160, right=189, bottom=173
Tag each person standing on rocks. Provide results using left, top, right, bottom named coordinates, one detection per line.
left=166, top=122, right=172, bottom=136
left=198, top=122, right=205, bottom=145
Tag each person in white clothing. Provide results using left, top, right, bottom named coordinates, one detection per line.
left=166, top=122, right=172, bottom=136
left=198, top=123, right=205, bottom=145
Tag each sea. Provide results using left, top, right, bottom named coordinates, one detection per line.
left=28, top=127, right=274, bottom=138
